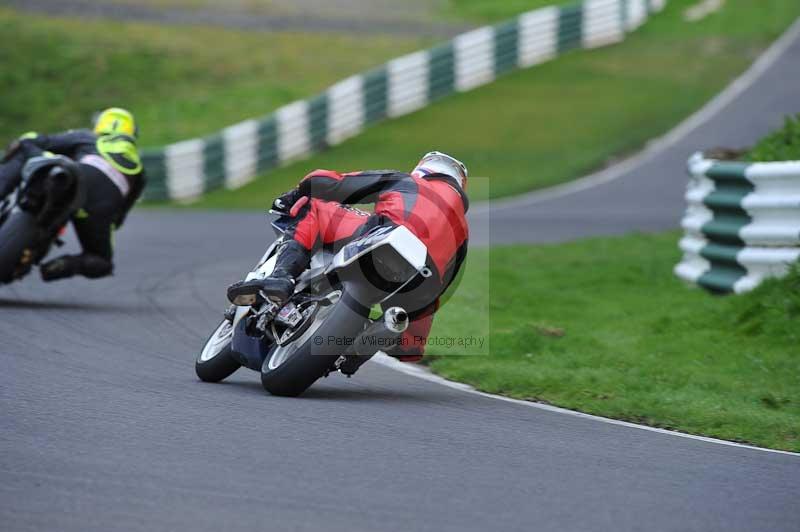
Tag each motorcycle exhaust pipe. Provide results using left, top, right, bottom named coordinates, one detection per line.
left=351, top=306, right=408, bottom=357
left=383, top=307, right=409, bottom=334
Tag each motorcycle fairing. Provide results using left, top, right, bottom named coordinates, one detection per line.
left=230, top=317, right=272, bottom=370
left=327, top=224, right=429, bottom=277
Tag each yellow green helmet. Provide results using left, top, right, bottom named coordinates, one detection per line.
left=93, top=107, right=138, bottom=138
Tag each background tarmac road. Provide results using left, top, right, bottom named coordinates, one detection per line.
left=2, top=20, right=800, bottom=532
left=4, top=0, right=469, bottom=37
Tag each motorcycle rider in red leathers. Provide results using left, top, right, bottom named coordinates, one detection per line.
left=227, top=151, right=470, bottom=363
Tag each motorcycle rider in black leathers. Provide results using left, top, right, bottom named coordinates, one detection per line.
left=0, top=108, right=146, bottom=281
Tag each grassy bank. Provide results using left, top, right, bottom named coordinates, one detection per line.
left=426, top=232, right=799, bottom=451
left=0, top=0, right=556, bottom=148
left=0, top=8, right=432, bottom=147
left=746, top=114, right=800, bottom=162
left=192, top=0, right=800, bottom=207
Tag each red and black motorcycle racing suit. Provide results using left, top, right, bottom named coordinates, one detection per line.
left=284, top=169, right=469, bottom=362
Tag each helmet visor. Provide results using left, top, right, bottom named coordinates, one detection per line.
left=413, top=152, right=468, bottom=188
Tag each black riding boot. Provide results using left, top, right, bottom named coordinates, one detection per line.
left=227, top=240, right=310, bottom=306
left=40, top=253, right=113, bottom=282
left=39, top=255, right=80, bottom=281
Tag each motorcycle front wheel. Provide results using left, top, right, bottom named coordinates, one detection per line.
left=260, top=286, right=369, bottom=397
left=195, top=319, right=241, bottom=383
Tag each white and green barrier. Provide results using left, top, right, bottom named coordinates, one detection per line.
left=141, top=0, right=667, bottom=202
left=675, top=152, right=800, bottom=293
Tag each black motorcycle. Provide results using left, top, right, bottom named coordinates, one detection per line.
left=195, top=208, right=434, bottom=397
left=0, top=155, right=85, bottom=284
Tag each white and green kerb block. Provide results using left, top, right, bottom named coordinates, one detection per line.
left=141, top=0, right=667, bottom=202
left=675, top=153, right=800, bottom=294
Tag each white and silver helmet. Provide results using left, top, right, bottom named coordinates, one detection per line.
left=411, top=151, right=468, bottom=191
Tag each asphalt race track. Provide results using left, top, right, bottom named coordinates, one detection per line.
left=3, top=22, right=800, bottom=532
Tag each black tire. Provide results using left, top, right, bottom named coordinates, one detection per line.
left=260, top=287, right=369, bottom=397
left=195, top=319, right=241, bottom=383
left=0, top=210, right=38, bottom=284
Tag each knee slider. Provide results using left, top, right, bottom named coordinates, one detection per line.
left=78, top=254, right=113, bottom=278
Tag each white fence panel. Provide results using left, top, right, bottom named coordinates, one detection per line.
left=223, top=120, right=259, bottom=189
left=583, top=0, right=624, bottom=49
left=454, top=27, right=496, bottom=92
left=388, top=51, right=430, bottom=118
left=518, top=7, right=559, bottom=68
left=276, top=101, right=311, bottom=165
left=626, top=0, right=648, bottom=30
left=166, top=139, right=205, bottom=201
left=327, top=75, right=365, bottom=146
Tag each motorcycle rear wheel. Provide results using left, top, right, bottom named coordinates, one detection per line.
left=0, top=211, right=38, bottom=284
left=260, top=287, right=368, bottom=397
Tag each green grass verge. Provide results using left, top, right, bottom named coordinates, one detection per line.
left=746, top=113, right=800, bottom=162
left=0, top=0, right=557, bottom=149
left=0, top=8, right=431, bottom=147
left=191, top=0, right=800, bottom=208
left=426, top=232, right=799, bottom=451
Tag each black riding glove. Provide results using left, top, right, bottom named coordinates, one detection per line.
left=272, top=188, right=301, bottom=213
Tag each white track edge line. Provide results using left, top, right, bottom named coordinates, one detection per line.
left=470, top=17, right=800, bottom=215
left=372, top=354, right=799, bottom=457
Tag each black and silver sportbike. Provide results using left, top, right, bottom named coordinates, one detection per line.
left=195, top=205, right=433, bottom=397
left=0, top=155, right=84, bottom=285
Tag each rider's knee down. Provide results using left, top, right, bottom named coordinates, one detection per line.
left=78, top=254, right=113, bottom=278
